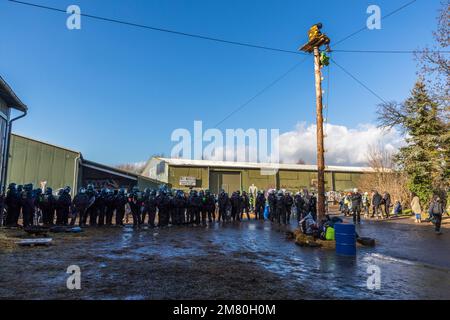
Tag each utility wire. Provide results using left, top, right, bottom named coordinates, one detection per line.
left=7, top=1, right=435, bottom=56
left=333, top=49, right=450, bottom=54
left=6, top=0, right=421, bottom=127
left=330, top=57, right=387, bottom=104
left=214, top=0, right=420, bottom=126
left=213, top=0, right=419, bottom=126
left=7, top=0, right=306, bottom=56
left=333, top=0, right=418, bottom=47
left=214, top=57, right=310, bottom=128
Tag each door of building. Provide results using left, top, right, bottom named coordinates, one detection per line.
left=209, top=171, right=241, bottom=195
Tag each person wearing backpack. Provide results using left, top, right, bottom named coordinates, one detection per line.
left=428, top=195, right=444, bottom=235
left=382, top=192, right=392, bottom=219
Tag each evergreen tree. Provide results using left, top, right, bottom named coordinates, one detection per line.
left=378, top=81, right=449, bottom=204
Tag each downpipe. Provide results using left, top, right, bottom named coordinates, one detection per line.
left=0, top=110, right=27, bottom=226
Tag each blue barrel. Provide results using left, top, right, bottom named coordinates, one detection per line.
left=335, top=223, right=356, bottom=256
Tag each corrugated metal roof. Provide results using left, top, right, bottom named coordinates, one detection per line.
left=155, top=157, right=374, bottom=173
left=12, top=133, right=81, bottom=155
left=0, top=76, right=27, bottom=112
left=81, top=159, right=138, bottom=180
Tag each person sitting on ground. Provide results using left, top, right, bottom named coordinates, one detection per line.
left=393, top=201, right=402, bottom=217
left=300, top=213, right=319, bottom=238
left=318, top=214, right=342, bottom=240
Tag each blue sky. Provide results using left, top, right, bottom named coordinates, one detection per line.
left=0, top=0, right=443, bottom=165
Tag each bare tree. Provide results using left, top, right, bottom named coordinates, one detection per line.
left=357, top=144, right=410, bottom=206
left=151, top=153, right=166, bottom=158
left=415, top=0, right=449, bottom=119
left=376, top=101, right=407, bottom=131
left=116, top=162, right=146, bottom=174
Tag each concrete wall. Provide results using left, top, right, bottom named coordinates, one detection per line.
left=7, top=134, right=80, bottom=191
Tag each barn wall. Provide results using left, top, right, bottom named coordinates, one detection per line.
left=242, top=169, right=276, bottom=192
left=168, top=166, right=209, bottom=190
left=7, top=134, right=80, bottom=191
left=164, top=165, right=364, bottom=193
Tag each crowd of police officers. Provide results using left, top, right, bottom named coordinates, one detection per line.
left=1, top=182, right=319, bottom=228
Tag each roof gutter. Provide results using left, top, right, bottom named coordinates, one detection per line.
left=1, top=109, right=27, bottom=191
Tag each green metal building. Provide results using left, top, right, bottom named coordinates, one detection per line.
left=7, top=134, right=161, bottom=192
left=142, top=157, right=373, bottom=194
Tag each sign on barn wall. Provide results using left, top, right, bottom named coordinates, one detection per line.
left=179, top=176, right=197, bottom=186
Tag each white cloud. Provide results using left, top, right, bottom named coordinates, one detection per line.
left=278, top=122, right=404, bottom=166
left=166, top=122, right=404, bottom=167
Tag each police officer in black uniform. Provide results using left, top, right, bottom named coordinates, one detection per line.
left=217, top=190, right=227, bottom=222
left=171, top=190, right=184, bottom=225
left=21, top=184, right=35, bottom=228
left=141, top=188, right=151, bottom=224
left=146, top=190, right=158, bottom=227
left=5, top=183, right=20, bottom=226
left=114, top=188, right=128, bottom=226
left=186, top=190, right=194, bottom=225
left=56, top=186, right=72, bottom=226
left=33, top=188, right=43, bottom=224
left=72, top=187, right=89, bottom=226
left=188, top=190, right=201, bottom=225
left=40, top=187, right=56, bottom=226
left=285, top=192, right=294, bottom=224
left=255, top=191, right=266, bottom=220
left=96, top=188, right=108, bottom=227
left=128, top=186, right=142, bottom=227
left=84, top=184, right=97, bottom=226
left=156, top=188, right=171, bottom=227
left=275, top=190, right=286, bottom=225
left=16, top=185, right=24, bottom=223
left=268, top=190, right=276, bottom=222
left=199, top=190, right=208, bottom=226
left=193, top=190, right=203, bottom=226
left=294, top=192, right=305, bottom=224
left=167, top=190, right=175, bottom=226
left=241, top=191, right=251, bottom=221
left=205, top=190, right=216, bottom=224
left=230, top=191, right=241, bottom=222
left=104, top=189, right=116, bottom=226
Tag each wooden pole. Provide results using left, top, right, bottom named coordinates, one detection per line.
left=313, top=46, right=326, bottom=222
